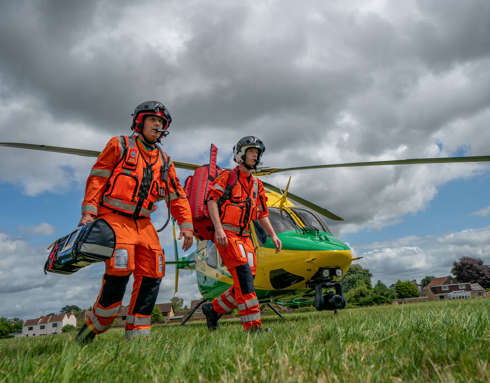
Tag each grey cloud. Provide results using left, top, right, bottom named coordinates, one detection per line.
left=0, top=0, right=489, bottom=318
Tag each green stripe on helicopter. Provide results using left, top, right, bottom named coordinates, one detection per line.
left=261, top=230, right=350, bottom=251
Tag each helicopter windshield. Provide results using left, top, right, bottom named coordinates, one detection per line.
left=289, top=207, right=331, bottom=233
left=253, top=207, right=299, bottom=245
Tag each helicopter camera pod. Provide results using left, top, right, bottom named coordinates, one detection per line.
left=313, top=282, right=346, bottom=311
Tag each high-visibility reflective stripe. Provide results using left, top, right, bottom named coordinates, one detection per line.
left=238, top=244, right=246, bottom=258
left=217, top=297, right=232, bottom=312
left=224, top=291, right=236, bottom=306
left=180, top=222, right=193, bottom=230
left=240, top=312, right=261, bottom=323
left=94, top=304, right=120, bottom=318
left=102, top=197, right=152, bottom=217
left=82, top=204, right=98, bottom=215
left=80, top=243, right=114, bottom=258
left=212, top=184, right=225, bottom=193
left=117, top=136, right=126, bottom=160
left=238, top=298, right=259, bottom=311
left=126, top=315, right=151, bottom=325
left=222, top=224, right=249, bottom=235
left=89, top=311, right=110, bottom=332
left=126, top=329, right=151, bottom=338
left=169, top=192, right=180, bottom=201
left=89, top=168, right=112, bottom=178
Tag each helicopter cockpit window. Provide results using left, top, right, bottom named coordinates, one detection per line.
left=253, top=207, right=299, bottom=245
left=290, top=207, right=331, bottom=233
left=206, top=241, right=218, bottom=268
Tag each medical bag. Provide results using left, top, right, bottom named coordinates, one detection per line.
left=184, top=144, right=223, bottom=240
left=44, top=219, right=116, bottom=274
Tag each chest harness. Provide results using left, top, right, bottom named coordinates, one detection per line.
left=101, top=135, right=173, bottom=231
left=217, top=169, right=259, bottom=236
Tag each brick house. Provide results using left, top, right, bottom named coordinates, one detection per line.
left=155, top=303, right=175, bottom=319
left=22, top=313, right=77, bottom=337
left=422, top=276, right=486, bottom=300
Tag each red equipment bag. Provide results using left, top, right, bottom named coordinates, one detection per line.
left=184, top=144, right=222, bottom=240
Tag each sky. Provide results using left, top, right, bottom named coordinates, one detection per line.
left=0, top=0, right=489, bottom=320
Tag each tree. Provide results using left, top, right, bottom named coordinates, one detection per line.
left=341, top=264, right=372, bottom=293
left=452, top=257, right=490, bottom=288
left=60, top=305, right=82, bottom=314
left=171, top=297, right=184, bottom=313
left=62, top=325, right=76, bottom=333
left=0, top=319, right=11, bottom=337
left=345, top=285, right=371, bottom=305
left=152, top=305, right=164, bottom=323
left=421, top=276, right=435, bottom=288
left=373, top=280, right=396, bottom=300
left=394, top=280, right=420, bottom=299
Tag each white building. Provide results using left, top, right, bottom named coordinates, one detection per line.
left=22, top=313, right=77, bottom=337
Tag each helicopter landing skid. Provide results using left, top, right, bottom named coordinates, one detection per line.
left=313, top=282, right=346, bottom=311
left=262, top=302, right=286, bottom=320
left=180, top=298, right=207, bottom=326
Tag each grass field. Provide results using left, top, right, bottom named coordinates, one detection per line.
left=1, top=298, right=488, bottom=382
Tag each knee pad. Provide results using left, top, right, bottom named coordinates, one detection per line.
left=99, top=274, right=130, bottom=307
left=235, top=264, right=255, bottom=294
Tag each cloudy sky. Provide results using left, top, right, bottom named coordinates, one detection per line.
left=1, top=0, right=489, bottom=320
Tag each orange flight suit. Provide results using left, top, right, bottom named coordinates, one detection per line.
left=207, top=167, right=268, bottom=330
left=81, top=135, right=192, bottom=338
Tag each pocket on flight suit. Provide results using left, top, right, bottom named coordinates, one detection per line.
left=229, top=237, right=255, bottom=270
left=106, top=246, right=135, bottom=276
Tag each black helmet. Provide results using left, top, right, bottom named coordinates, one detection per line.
left=130, top=101, right=172, bottom=137
left=233, top=136, right=266, bottom=168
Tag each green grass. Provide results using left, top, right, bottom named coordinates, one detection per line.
left=1, top=298, right=488, bottom=382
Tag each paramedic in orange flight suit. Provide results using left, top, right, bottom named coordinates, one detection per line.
left=202, top=136, right=282, bottom=332
left=76, top=101, right=193, bottom=343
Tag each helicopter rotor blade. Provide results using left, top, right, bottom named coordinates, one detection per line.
left=0, top=142, right=100, bottom=157
left=0, top=142, right=201, bottom=171
left=255, top=155, right=490, bottom=175
left=262, top=180, right=344, bottom=221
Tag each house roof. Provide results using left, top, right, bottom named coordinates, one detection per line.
left=24, top=318, right=39, bottom=326
left=38, top=316, right=51, bottom=324
left=426, top=276, right=454, bottom=289
left=48, top=314, right=66, bottom=322
left=155, top=303, right=173, bottom=313
left=470, top=283, right=485, bottom=291
left=191, top=299, right=204, bottom=308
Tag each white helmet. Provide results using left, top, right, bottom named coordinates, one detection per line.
left=233, top=136, right=266, bottom=169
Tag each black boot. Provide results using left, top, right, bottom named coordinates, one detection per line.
left=202, top=303, right=220, bottom=331
left=75, top=324, right=96, bottom=344
left=248, top=326, right=271, bottom=333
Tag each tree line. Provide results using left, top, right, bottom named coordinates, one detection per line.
left=342, top=256, right=489, bottom=307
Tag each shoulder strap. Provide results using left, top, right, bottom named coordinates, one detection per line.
left=218, top=169, right=238, bottom=211
left=227, top=168, right=238, bottom=188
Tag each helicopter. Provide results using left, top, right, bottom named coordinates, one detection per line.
left=1, top=141, right=489, bottom=321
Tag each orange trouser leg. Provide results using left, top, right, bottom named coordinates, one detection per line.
left=212, top=234, right=261, bottom=330
left=125, top=244, right=165, bottom=339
